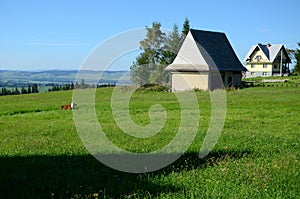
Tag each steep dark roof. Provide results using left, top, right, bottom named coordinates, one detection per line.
left=258, top=43, right=270, bottom=59
left=190, top=29, right=246, bottom=71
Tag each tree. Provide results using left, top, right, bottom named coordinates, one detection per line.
left=130, top=22, right=166, bottom=85
left=140, top=22, right=166, bottom=65
left=1, top=88, right=8, bottom=95
left=21, top=87, right=26, bottom=94
left=181, top=18, right=190, bottom=40
left=27, top=85, right=31, bottom=94
left=292, top=43, right=300, bottom=75
left=14, top=87, right=20, bottom=95
left=130, top=19, right=191, bottom=85
left=162, top=24, right=182, bottom=65
left=32, top=83, right=39, bottom=93
left=130, top=52, right=152, bottom=85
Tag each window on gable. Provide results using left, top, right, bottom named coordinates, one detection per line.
left=255, top=55, right=262, bottom=62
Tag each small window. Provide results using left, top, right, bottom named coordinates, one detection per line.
left=251, top=64, right=255, bottom=68
left=251, top=72, right=256, bottom=76
left=274, top=64, right=278, bottom=69
left=262, top=72, right=268, bottom=76
left=263, top=64, right=268, bottom=68
left=255, top=55, right=262, bottom=62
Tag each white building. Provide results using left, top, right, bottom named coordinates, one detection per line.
left=165, top=29, right=246, bottom=91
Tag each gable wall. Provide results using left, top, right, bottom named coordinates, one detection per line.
left=172, top=32, right=209, bottom=69
left=250, top=49, right=269, bottom=62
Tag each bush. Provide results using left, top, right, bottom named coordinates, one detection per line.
left=137, top=84, right=169, bottom=92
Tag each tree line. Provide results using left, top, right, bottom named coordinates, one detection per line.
left=0, top=83, right=39, bottom=96
left=47, top=79, right=116, bottom=92
left=0, top=79, right=116, bottom=96
left=130, top=18, right=190, bottom=85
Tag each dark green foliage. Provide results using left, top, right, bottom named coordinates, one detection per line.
left=181, top=17, right=190, bottom=38
left=131, top=22, right=168, bottom=85
left=130, top=19, right=191, bottom=86
left=21, top=86, right=27, bottom=94
left=14, top=87, right=20, bottom=94
left=27, top=84, right=31, bottom=93
left=0, top=84, right=38, bottom=96
left=130, top=52, right=152, bottom=85
left=163, top=24, right=182, bottom=65
left=32, top=83, right=39, bottom=93
left=136, top=84, right=169, bottom=92
left=292, top=42, right=300, bottom=75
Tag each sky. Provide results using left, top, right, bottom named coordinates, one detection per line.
left=0, top=0, right=299, bottom=71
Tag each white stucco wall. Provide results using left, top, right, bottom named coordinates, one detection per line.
left=171, top=72, right=209, bottom=91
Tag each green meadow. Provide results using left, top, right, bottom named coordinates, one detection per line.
left=0, top=86, right=299, bottom=198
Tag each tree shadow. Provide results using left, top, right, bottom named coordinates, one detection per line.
left=0, top=149, right=252, bottom=198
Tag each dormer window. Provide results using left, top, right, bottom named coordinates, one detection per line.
left=255, top=55, right=262, bottom=62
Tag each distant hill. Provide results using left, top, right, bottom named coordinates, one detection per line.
left=0, top=70, right=132, bottom=85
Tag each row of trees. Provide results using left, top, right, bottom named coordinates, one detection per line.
left=48, top=79, right=116, bottom=92
left=48, top=83, right=75, bottom=92
left=48, top=79, right=91, bottom=91
left=0, top=84, right=39, bottom=96
left=130, top=18, right=190, bottom=85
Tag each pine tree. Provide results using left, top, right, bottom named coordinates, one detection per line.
left=292, top=43, right=300, bottom=75
left=181, top=18, right=190, bottom=39
left=14, top=88, right=20, bottom=95
left=162, top=24, right=182, bottom=65
left=21, top=86, right=27, bottom=94
left=32, top=83, right=39, bottom=93
left=27, top=85, right=32, bottom=94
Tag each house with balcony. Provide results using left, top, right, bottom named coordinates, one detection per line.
left=243, top=43, right=291, bottom=77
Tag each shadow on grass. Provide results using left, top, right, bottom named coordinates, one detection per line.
left=0, top=149, right=252, bottom=198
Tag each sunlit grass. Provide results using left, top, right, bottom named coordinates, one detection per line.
left=0, top=87, right=299, bottom=198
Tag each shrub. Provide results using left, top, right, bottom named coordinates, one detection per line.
left=137, top=84, right=169, bottom=92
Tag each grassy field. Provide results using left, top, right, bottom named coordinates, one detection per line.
left=0, top=86, right=299, bottom=198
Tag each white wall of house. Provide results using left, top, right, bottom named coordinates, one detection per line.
left=171, top=71, right=242, bottom=91
left=171, top=72, right=209, bottom=91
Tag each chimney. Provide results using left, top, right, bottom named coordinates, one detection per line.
left=266, top=43, right=271, bottom=47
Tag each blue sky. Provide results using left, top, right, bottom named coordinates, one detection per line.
left=0, top=0, right=299, bottom=71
